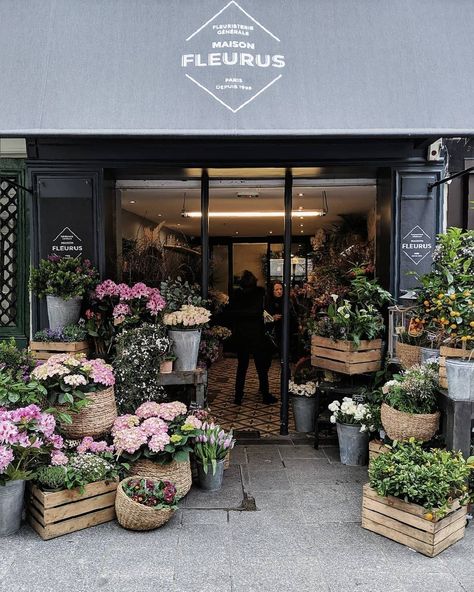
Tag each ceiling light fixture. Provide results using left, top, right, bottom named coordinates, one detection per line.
left=129, top=200, right=136, bottom=204
left=237, top=191, right=259, bottom=198
left=298, top=193, right=304, bottom=197
left=185, top=210, right=325, bottom=218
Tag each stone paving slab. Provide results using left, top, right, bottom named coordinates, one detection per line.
left=2, top=442, right=474, bottom=592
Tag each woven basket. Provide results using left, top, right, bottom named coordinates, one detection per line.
left=131, top=457, right=192, bottom=499
left=115, top=477, right=175, bottom=531
left=59, top=386, right=117, bottom=439
left=381, top=402, right=440, bottom=442
left=396, top=342, right=421, bottom=369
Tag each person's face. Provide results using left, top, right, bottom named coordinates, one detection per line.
left=273, top=284, right=283, bottom=298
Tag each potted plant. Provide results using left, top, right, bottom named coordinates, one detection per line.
left=395, top=320, right=423, bottom=369
left=194, top=423, right=235, bottom=491
left=31, top=353, right=117, bottom=438
left=164, top=305, right=212, bottom=370
left=206, top=325, right=232, bottom=361
left=112, top=401, right=202, bottom=499
left=159, top=354, right=176, bottom=374
left=0, top=405, right=63, bottom=536
left=0, top=337, right=36, bottom=381
left=289, top=379, right=317, bottom=432
left=30, top=323, right=90, bottom=360
left=29, top=255, right=98, bottom=330
left=381, top=364, right=440, bottom=442
left=115, top=476, right=178, bottom=531
left=328, top=397, right=373, bottom=465
left=113, top=324, right=170, bottom=413
left=364, top=440, right=474, bottom=556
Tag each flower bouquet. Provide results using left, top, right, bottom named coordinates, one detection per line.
left=112, top=401, right=202, bottom=498
left=289, top=380, right=318, bottom=433
left=115, top=476, right=178, bottom=530
left=194, top=423, right=235, bottom=490
left=328, top=397, right=373, bottom=465
left=164, top=305, right=212, bottom=370
left=31, top=354, right=117, bottom=438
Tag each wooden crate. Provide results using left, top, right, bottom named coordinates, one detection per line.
left=29, top=341, right=89, bottom=361
left=27, top=479, right=117, bottom=540
left=362, top=484, right=466, bottom=557
left=311, top=336, right=382, bottom=375
left=439, top=346, right=470, bottom=390
left=368, top=440, right=390, bottom=460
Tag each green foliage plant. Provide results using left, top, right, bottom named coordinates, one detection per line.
left=29, top=255, right=98, bottom=300
left=35, top=465, right=67, bottom=491
left=160, top=277, right=207, bottom=313
left=383, top=364, right=439, bottom=415
left=0, top=337, right=35, bottom=379
left=0, top=372, right=47, bottom=408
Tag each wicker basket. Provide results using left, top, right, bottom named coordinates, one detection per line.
left=59, top=386, right=117, bottom=439
left=381, top=402, right=440, bottom=442
left=396, top=342, right=421, bottom=369
left=131, top=457, right=192, bottom=499
left=115, top=477, right=175, bottom=531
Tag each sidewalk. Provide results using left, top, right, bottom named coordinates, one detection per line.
left=2, top=443, right=473, bottom=592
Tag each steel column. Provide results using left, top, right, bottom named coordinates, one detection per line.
left=201, top=170, right=209, bottom=298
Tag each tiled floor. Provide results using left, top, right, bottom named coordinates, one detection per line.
left=208, top=357, right=296, bottom=437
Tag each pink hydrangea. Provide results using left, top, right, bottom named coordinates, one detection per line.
left=183, top=415, right=203, bottom=430
left=111, top=414, right=140, bottom=435
left=148, top=432, right=171, bottom=453
left=0, top=420, right=19, bottom=445
left=135, top=402, right=162, bottom=419
left=140, top=417, right=168, bottom=437
left=130, top=282, right=150, bottom=299
left=8, top=404, right=42, bottom=423
left=112, top=303, right=131, bottom=318
left=158, top=402, right=188, bottom=421
left=37, top=413, right=56, bottom=438
left=77, top=436, right=114, bottom=454
left=95, top=279, right=120, bottom=300
left=84, top=358, right=115, bottom=387
left=51, top=450, right=68, bottom=466
left=50, top=434, right=64, bottom=450
left=0, top=445, right=14, bottom=473
left=113, top=427, right=148, bottom=455
left=146, top=289, right=166, bottom=315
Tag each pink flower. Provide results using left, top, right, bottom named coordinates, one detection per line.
left=0, top=420, right=19, bottom=445
left=15, top=431, right=31, bottom=448
left=135, top=402, right=162, bottom=419
left=0, top=445, right=14, bottom=473
left=77, top=436, right=94, bottom=454
left=117, top=283, right=134, bottom=301
left=51, top=450, right=68, bottom=466
left=130, top=282, right=150, bottom=299
left=50, top=434, right=64, bottom=450
left=113, top=427, right=147, bottom=455
left=37, top=413, right=56, bottom=438
left=146, top=289, right=166, bottom=315
left=183, top=415, right=202, bottom=430
left=30, top=437, right=44, bottom=449
left=8, top=404, right=42, bottom=423
left=83, top=358, right=115, bottom=386
left=158, top=402, right=187, bottom=421
left=112, top=414, right=140, bottom=435
left=140, top=417, right=168, bottom=437
left=148, top=432, right=170, bottom=453
left=95, top=279, right=119, bottom=300
left=77, top=436, right=114, bottom=454
left=112, top=303, right=131, bottom=318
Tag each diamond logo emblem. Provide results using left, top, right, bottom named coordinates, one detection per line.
left=401, top=225, right=432, bottom=266
left=181, top=1, right=285, bottom=112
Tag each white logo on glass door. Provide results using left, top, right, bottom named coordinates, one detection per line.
left=181, top=0, right=285, bottom=113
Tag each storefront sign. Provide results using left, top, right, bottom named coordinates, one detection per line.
left=51, top=226, right=83, bottom=255
left=401, top=226, right=432, bottom=266
left=181, top=0, right=285, bottom=112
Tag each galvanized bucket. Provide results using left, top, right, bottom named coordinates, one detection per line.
left=197, top=459, right=225, bottom=491
left=291, top=396, right=316, bottom=432
left=46, top=295, right=82, bottom=330
left=336, top=423, right=368, bottom=466
left=420, top=347, right=440, bottom=365
left=168, top=329, right=201, bottom=371
left=0, top=480, right=25, bottom=536
left=446, top=359, right=474, bottom=401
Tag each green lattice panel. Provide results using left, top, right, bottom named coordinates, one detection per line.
left=0, top=178, right=18, bottom=326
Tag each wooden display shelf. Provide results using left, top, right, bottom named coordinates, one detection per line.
left=29, top=340, right=89, bottom=361
left=362, top=484, right=466, bottom=557
left=27, top=479, right=117, bottom=540
left=311, top=336, right=382, bottom=375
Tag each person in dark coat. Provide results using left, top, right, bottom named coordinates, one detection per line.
left=266, top=281, right=298, bottom=359
left=230, top=270, right=277, bottom=406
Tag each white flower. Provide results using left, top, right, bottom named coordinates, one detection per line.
left=330, top=294, right=339, bottom=302
left=330, top=415, right=336, bottom=424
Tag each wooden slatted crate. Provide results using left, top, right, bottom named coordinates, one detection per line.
left=362, top=484, right=466, bottom=557
left=439, top=346, right=470, bottom=390
left=29, top=341, right=89, bottom=361
left=311, top=336, right=382, bottom=375
left=27, top=479, right=117, bottom=540
left=368, top=440, right=390, bottom=460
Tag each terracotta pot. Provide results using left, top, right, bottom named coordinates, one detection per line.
left=160, top=360, right=173, bottom=374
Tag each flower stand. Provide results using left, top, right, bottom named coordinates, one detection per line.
left=29, top=340, right=89, bottom=361
left=362, top=484, right=467, bottom=557
left=311, top=336, right=382, bottom=375
left=27, top=479, right=118, bottom=540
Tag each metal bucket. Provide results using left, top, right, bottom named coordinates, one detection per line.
left=420, top=347, right=440, bottom=364
left=291, top=396, right=316, bottom=432
left=0, top=480, right=25, bottom=536
left=168, top=329, right=201, bottom=371
left=446, top=359, right=474, bottom=401
left=197, top=459, right=225, bottom=491
left=46, top=295, right=82, bottom=330
left=336, top=423, right=368, bottom=466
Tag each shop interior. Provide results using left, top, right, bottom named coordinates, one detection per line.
left=114, top=170, right=378, bottom=437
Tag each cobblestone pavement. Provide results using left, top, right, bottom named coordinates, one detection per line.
left=2, top=443, right=474, bottom=592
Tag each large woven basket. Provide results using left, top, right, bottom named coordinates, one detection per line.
left=381, top=402, right=440, bottom=442
left=115, top=477, right=175, bottom=531
left=59, top=386, right=117, bottom=439
left=131, top=457, right=192, bottom=499
left=396, top=342, right=421, bottom=369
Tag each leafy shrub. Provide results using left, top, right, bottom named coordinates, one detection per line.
left=29, top=255, right=98, bottom=299
left=160, top=277, right=207, bottom=313
left=0, top=372, right=47, bottom=409
left=33, top=324, right=88, bottom=343
left=0, top=338, right=35, bottom=380
left=35, top=465, right=67, bottom=490
left=383, top=364, right=438, bottom=414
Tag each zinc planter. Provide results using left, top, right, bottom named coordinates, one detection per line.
left=197, top=459, right=225, bottom=491
left=420, top=347, right=440, bottom=365
left=46, top=295, right=82, bottom=330
left=445, top=358, right=474, bottom=401
left=0, top=480, right=26, bottom=536
left=168, top=329, right=201, bottom=371
left=336, top=423, right=368, bottom=466
left=291, top=396, right=316, bottom=432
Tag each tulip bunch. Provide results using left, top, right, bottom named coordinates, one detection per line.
left=194, top=422, right=235, bottom=475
